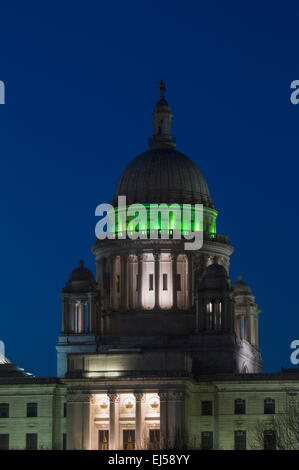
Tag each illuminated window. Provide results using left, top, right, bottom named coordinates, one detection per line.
left=0, top=404, right=9, bottom=418
left=98, top=430, right=109, bottom=450
left=201, top=431, right=213, bottom=450
left=0, top=434, right=9, bottom=450
left=201, top=401, right=213, bottom=416
left=149, top=274, right=154, bottom=291
left=234, top=430, right=246, bottom=450
left=123, top=430, right=135, bottom=450
left=176, top=274, right=181, bottom=291
left=264, top=398, right=275, bottom=414
left=163, top=274, right=168, bottom=291
left=27, top=403, right=37, bottom=418
left=234, top=399, right=246, bottom=415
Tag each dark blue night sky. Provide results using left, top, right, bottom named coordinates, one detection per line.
left=0, top=1, right=298, bottom=376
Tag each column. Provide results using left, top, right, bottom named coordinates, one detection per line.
left=121, top=255, right=127, bottom=311
left=90, top=396, right=97, bottom=450
left=191, top=254, right=197, bottom=308
left=187, top=253, right=193, bottom=309
left=82, top=395, right=91, bottom=450
left=158, top=392, right=168, bottom=449
left=100, top=258, right=107, bottom=310
left=195, top=293, right=199, bottom=332
left=78, top=302, right=83, bottom=333
left=154, top=252, right=160, bottom=310
left=88, top=294, right=94, bottom=334
left=61, top=297, right=68, bottom=333
left=96, top=259, right=100, bottom=284
left=241, top=315, right=245, bottom=339
left=255, top=316, right=259, bottom=346
left=172, top=253, right=177, bottom=310
left=108, top=392, right=119, bottom=450
left=244, top=315, right=249, bottom=342
left=127, top=256, right=132, bottom=310
left=71, top=303, right=76, bottom=333
left=67, top=394, right=80, bottom=450
left=134, top=392, right=145, bottom=449
left=75, top=303, right=78, bottom=332
left=67, top=392, right=91, bottom=450
left=137, top=253, right=143, bottom=309
left=167, top=391, right=185, bottom=449
left=109, top=256, right=115, bottom=311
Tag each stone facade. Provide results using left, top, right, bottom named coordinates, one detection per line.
left=0, top=84, right=296, bottom=450
left=1, top=372, right=299, bottom=450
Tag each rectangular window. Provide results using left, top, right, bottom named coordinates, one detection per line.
left=264, top=399, right=275, bottom=414
left=0, top=434, right=9, bottom=450
left=201, top=431, right=213, bottom=450
left=136, top=274, right=139, bottom=291
left=201, top=401, right=213, bottom=416
left=163, top=273, right=168, bottom=291
left=98, top=430, right=109, bottom=450
left=0, top=404, right=9, bottom=418
left=234, top=430, right=246, bottom=450
left=234, top=399, right=246, bottom=415
left=176, top=273, right=181, bottom=291
left=149, top=273, right=154, bottom=291
left=149, top=429, right=160, bottom=450
left=27, top=403, right=37, bottom=418
left=64, top=402, right=67, bottom=418
left=26, top=433, right=38, bottom=450
left=264, top=430, right=276, bottom=450
left=123, top=430, right=135, bottom=450
left=63, top=433, right=67, bottom=450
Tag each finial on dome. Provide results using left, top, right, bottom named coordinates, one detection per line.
left=149, top=80, right=176, bottom=149
left=79, top=259, right=84, bottom=267
left=237, top=274, right=242, bottom=281
left=156, top=79, right=166, bottom=99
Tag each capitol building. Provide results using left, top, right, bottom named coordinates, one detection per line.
left=0, top=84, right=298, bottom=450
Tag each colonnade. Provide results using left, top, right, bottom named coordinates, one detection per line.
left=61, top=294, right=96, bottom=334
left=67, top=390, right=185, bottom=450
left=235, top=314, right=258, bottom=345
left=97, top=251, right=192, bottom=311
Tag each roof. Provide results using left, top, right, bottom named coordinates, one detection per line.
left=113, top=147, right=215, bottom=208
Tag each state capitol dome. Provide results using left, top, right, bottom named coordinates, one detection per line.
left=113, top=147, right=215, bottom=209
left=113, top=80, right=216, bottom=210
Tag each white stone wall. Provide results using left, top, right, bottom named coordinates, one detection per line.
left=188, top=379, right=298, bottom=450
left=0, top=384, right=66, bottom=450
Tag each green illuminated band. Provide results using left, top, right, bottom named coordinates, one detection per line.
left=110, top=204, right=217, bottom=239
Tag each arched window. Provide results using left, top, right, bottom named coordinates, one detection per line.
left=264, top=398, right=275, bottom=414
